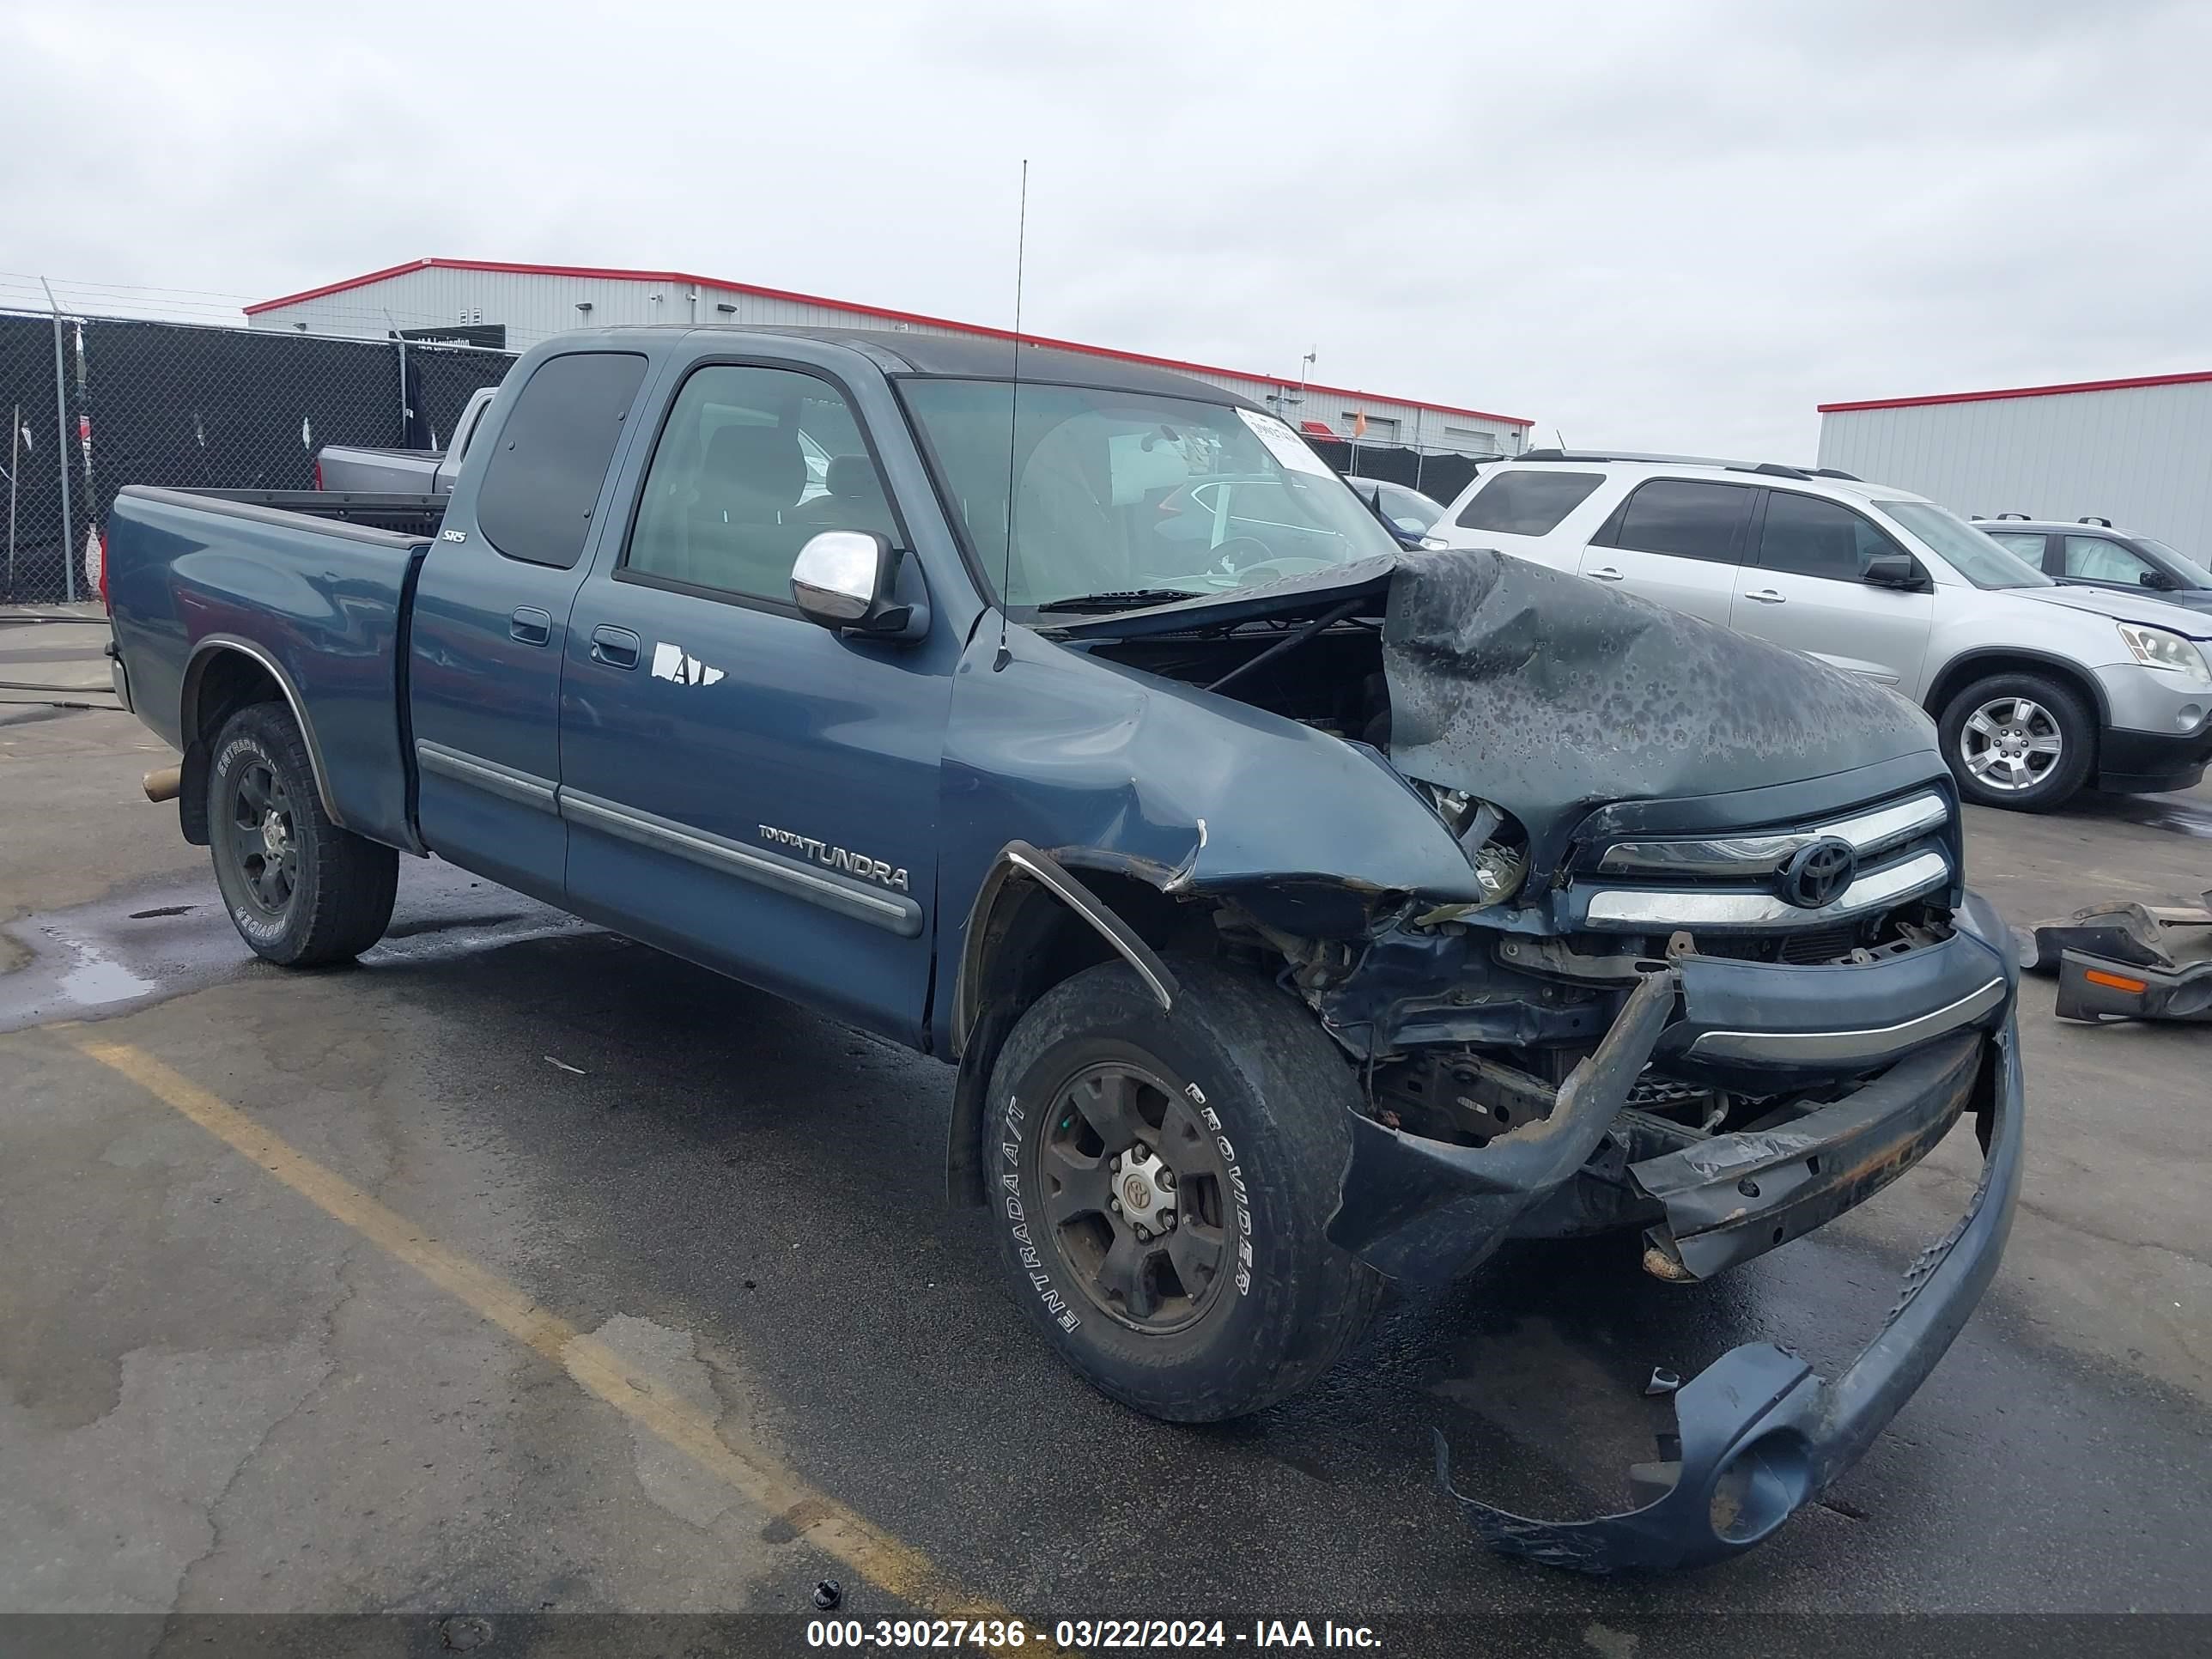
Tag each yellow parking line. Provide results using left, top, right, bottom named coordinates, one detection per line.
left=73, top=1037, right=998, bottom=1620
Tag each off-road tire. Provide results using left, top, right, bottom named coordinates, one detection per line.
left=207, top=702, right=398, bottom=966
left=981, top=956, right=1382, bottom=1421
left=1938, top=671, right=2096, bottom=811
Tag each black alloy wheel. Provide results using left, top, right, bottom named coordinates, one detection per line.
left=1038, top=1058, right=1234, bottom=1334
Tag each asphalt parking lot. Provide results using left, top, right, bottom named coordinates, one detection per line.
left=4, top=673, right=2210, bottom=1651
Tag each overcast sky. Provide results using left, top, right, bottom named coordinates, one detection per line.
left=3, top=0, right=2208, bottom=459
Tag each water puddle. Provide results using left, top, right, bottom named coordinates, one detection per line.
left=54, top=937, right=158, bottom=1006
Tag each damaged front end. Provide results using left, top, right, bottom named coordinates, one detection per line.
left=995, top=549, right=2024, bottom=1571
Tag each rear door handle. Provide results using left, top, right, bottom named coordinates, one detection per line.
left=591, top=623, right=641, bottom=669
left=509, top=606, right=552, bottom=645
left=1586, top=565, right=1626, bottom=581
left=1744, top=588, right=1786, bottom=604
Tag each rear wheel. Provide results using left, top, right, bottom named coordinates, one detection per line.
left=207, top=702, right=398, bottom=965
left=981, top=957, right=1381, bottom=1421
left=1938, top=672, right=2095, bottom=811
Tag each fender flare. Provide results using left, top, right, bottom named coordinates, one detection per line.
left=944, top=842, right=1181, bottom=1206
left=179, top=636, right=347, bottom=840
left=951, top=842, right=1178, bottom=1058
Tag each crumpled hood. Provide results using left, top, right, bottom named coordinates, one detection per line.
left=1382, top=549, right=1939, bottom=825
left=2014, top=583, right=2212, bottom=637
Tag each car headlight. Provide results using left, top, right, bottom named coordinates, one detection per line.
left=1418, top=785, right=1528, bottom=906
left=2116, top=623, right=2212, bottom=684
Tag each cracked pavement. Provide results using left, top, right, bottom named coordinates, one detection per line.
left=3, top=704, right=2209, bottom=1650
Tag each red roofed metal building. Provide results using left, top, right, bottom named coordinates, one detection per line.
left=1817, top=370, right=2212, bottom=555
left=246, top=258, right=1531, bottom=459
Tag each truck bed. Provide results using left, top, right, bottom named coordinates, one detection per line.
left=104, top=485, right=436, bottom=851
left=189, top=488, right=447, bottom=538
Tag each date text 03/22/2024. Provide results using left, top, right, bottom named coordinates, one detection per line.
left=805, top=1619, right=1382, bottom=1650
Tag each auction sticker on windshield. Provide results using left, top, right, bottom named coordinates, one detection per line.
left=1237, top=408, right=1333, bottom=477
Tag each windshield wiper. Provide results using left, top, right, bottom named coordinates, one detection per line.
left=1031, top=588, right=1206, bottom=614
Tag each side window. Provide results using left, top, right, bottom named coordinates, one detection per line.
left=1755, top=490, right=1900, bottom=580
left=625, top=365, right=899, bottom=603
left=1454, top=470, right=1604, bottom=536
left=2062, top=534, right=2155, bottom=586
left=1984, top=530, right=2051, bottom=566
left=1608, top=479, right=1754, bottom=563
left=475, top=352, right=648, bottom=569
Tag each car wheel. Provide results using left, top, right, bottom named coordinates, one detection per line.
left=1939, top=672, right=2095, bottom=811
left=207, top=702, right=398, bottom=965
left=981, top=957, right=1382, bottom=1422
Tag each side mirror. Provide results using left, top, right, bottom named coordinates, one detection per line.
left=1863, top=550, right=1929, bottom=592
left=2141, top=568, right=2181, bottom=592
left=791, top=531, right=928, bottom=640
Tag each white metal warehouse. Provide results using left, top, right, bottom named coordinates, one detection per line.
left=1816, top=370, right=2212, bottom=556
left=246, top=258, right=1531, bottom=458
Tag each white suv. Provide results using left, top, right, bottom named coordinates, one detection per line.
left=1431, top=453, right=2212, bottom=811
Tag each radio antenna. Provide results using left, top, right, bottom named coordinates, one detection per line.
left=994, top=159, right=1029, bottom=672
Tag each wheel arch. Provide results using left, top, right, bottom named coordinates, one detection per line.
left=178, top=639, right=343, bottom=845
left=945, top=842, right=1202, bottom=1206
left=1923, top=649, right=2111, bottom=732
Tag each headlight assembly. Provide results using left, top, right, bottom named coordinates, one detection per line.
left=1418, top=784, right=1528, bottom=906
left=2116, top=622, right=2212, bottom=684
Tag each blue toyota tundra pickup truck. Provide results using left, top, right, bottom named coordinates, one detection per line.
left=104, top=325, right=2024, bottom=1572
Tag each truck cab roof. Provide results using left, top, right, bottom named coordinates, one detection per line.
left=563, top=324, right=1265, bottom=410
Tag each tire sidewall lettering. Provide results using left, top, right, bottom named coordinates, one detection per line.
left=1191, top=1083, right=1255, bottom=1297
left=213, top=730, right=302, bottom=944
left=999, top=1092, right=1081, bottom=1333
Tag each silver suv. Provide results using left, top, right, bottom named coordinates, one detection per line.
left=1431, top=453, right=2212, bottom=810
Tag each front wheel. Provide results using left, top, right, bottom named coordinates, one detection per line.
left=207, top=702, right=398, bottom=965
left=981, top=957, right=1381, bottom=1422
left=1938, top=672, right=2095, bottom=811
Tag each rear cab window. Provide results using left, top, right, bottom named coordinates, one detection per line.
left=1454, top=469, right=1604, bottom=536
left=475, top=352, right=649, bottom=568
left=1596, top=478, right=1755, bottom=562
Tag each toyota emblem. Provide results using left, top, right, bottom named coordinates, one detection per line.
left=1778, top=837, right=1857, bottom=908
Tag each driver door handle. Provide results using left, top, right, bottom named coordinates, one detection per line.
left=591, top=624, right=641, bottom=669
left=1587, top=565, right=1625, bottom=581
left=1744, top=587, right=1787, bottom=604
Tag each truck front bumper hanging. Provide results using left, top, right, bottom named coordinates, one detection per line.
left=1433, top=1019, right=2020, bottom=1572
left=1327, top=958, right=2024, bottom=1573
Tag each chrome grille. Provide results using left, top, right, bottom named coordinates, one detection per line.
left=1575, top=791, right=1954, bottom=937
left=1595, top=792, right=1948, bottom=877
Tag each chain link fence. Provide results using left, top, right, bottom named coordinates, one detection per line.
left=0, top=310, right=515, bottom=605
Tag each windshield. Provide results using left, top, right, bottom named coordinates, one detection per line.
left=2142, top=538, right=2212, bottom=588
left=898, top=379, right=1401, bottom=611
left=1877, top=499, right=2055, bottom=589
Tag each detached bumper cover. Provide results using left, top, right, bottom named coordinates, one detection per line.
left=1436, top=1015, right=2022, bottom=1573
left=2030, top=891, right=2212, bottom=1024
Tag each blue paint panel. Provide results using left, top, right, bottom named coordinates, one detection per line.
left=408, top=349, right=655, bottom=901
left=559, top=579, right=956, bottom=1045
left=106, top=489, right=426, bottom=850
